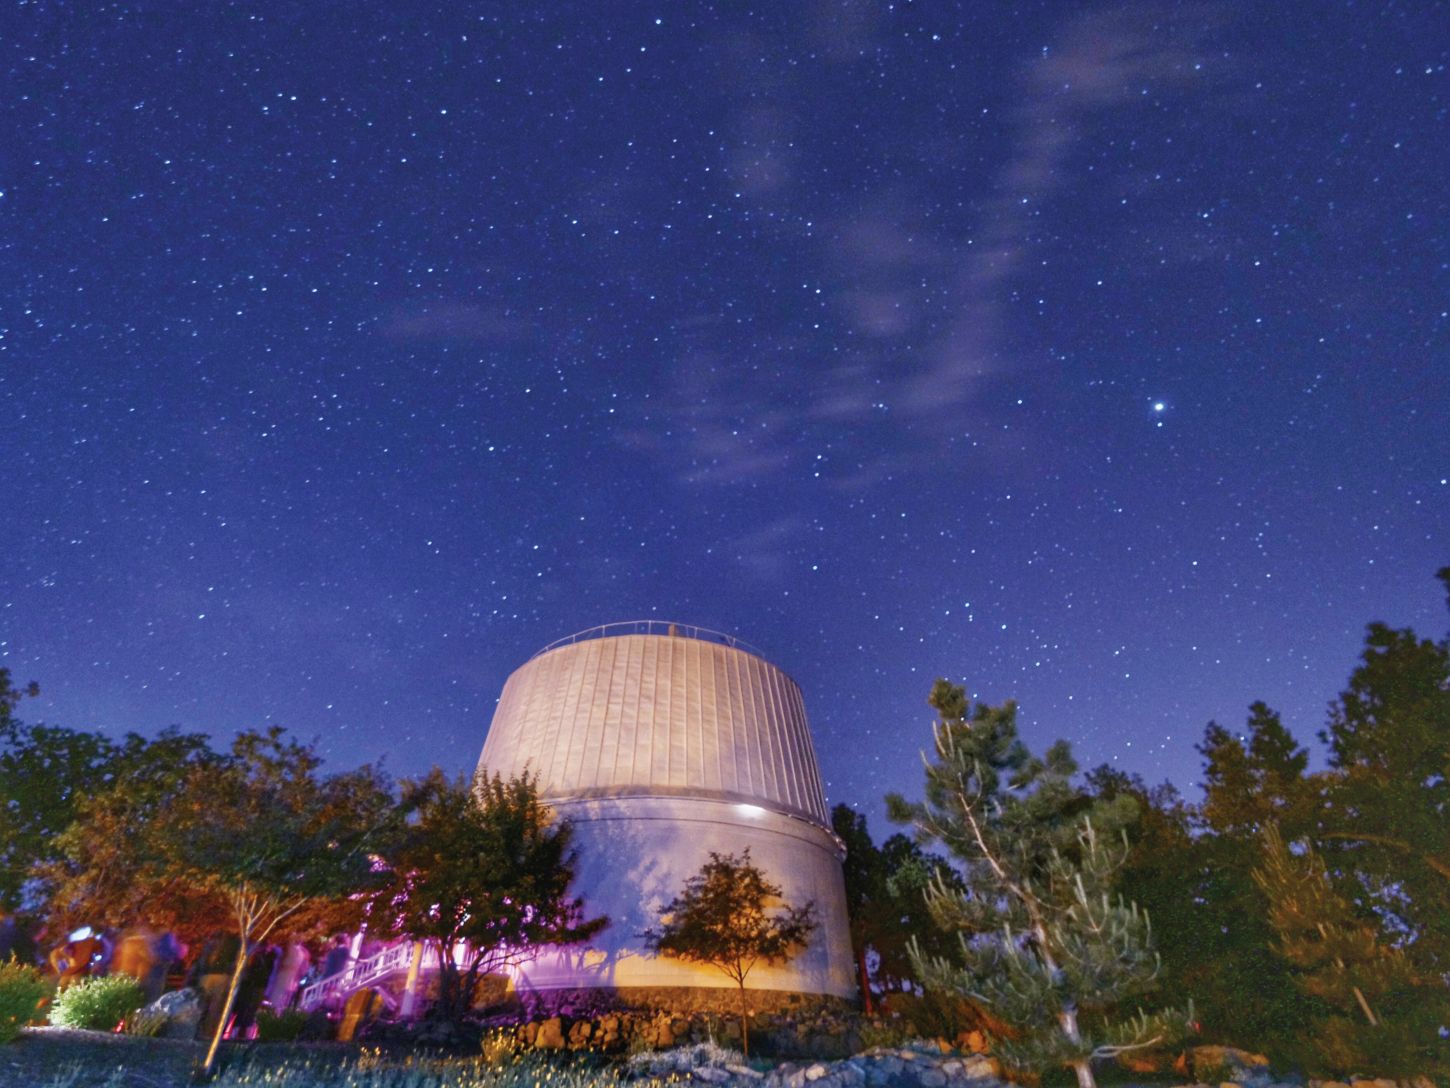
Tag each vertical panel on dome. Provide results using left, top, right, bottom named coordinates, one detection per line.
left=699, top=641, right=721, bottom=791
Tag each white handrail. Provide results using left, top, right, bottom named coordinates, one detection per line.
left=297, top=943, right=441, bottom=1011
left=530, top=620, right=764, bottom=660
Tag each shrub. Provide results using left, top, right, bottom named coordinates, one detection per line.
left=884, top=990, right=991, bottom=1046
left=254, top=1007, right=310, bottom=1042
left=47, top=974, right=145, bottom=1032
left=0, top=958, right=49, bottom=1043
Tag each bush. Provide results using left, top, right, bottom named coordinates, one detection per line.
left=0, top=958, right=49, bottom=1043
left=254, top=1007, right=310, bottom=1042
left=47, top=974, right=144, bottom=1032
left=884, top=990, right=991, bottom=1046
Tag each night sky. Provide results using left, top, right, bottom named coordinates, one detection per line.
left=4, top=3, right=1447, bottom=817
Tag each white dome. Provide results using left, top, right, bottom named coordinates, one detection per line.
left=478, top=624, right=829, bottom=827
left=476, top=623, right=856, bottom=999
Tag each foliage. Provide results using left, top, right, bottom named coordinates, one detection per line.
left=148, top=726, right=398, bottom=1076
left=39, top=727, right=226, bottom=942
left=1253, top=825, right=1445, bottom=1074
left=47, top=973, right=144, bottom=1031
left=0, top=676, right=109, bottom=912
left=1316, top=569, right=1450, bottom=984
left=254, top=1006, right=310, bottom=1042
left=879, top=990, right=993, bottom=1047
left=367, top=767, right=606, bottom=1026
left=0, top=957, right=48, bottom=1043
left=832, top=804, right=967, bottom=1013
left=642, top=848, right=816, bottom=1056
left=887, top=681, right=1187, bottom=1088
left=1176, top=708, right=1313, bottom=1052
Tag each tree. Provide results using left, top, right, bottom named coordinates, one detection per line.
left=0, top=673, right=120, bottom=912
left=1142, top=707, right=1316, bottom=1056
left=642, top=848, right=817, bottom=1056
left=1315, top=569, right=1450, bottom=981
left=1253, top=825, right=1440, bottom=1074
left=887, top=681, right=1186, bottom=1088
left=39, top=728, right=226, bottom=943
left=366, top=768, right=606, bottom=1026
left=1199, top=702, right=1312, bottom=838
left=149, top=727, right=397, bottom=1078
left=832, top=804, right=965, bottom=1012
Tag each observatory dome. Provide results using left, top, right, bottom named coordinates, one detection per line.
left=478, top=622, right=855, bottom=1000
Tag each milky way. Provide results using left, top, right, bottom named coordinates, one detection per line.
left=4, top=3, right=1446, bottom=815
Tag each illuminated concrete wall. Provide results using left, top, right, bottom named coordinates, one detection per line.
left=477, top=627, right=856, bottom=999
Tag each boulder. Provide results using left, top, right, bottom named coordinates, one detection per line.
left=134, top=988, right=203, bottom=1040
left=534, top=1016, right=566, bottom=1049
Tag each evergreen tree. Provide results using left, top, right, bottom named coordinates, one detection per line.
left=1253, top=825, right=1442, bottom=1075
left=1186, top=706, right=1313, bottom=1052
left=1316, top=568, right=1450, bottom=980
left=832, top=804, right=966, bottom=1013
left=887, top=681, right=1186, bottom=1088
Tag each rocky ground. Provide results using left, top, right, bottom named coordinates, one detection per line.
left=1, top=1029, right=1439, bottom=1088
left=0, top=1028, right=362, bottom=1088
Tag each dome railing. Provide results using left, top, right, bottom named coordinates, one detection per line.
left=530, top=620, right=764, bottom=661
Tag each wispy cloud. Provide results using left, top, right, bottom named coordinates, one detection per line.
left=627, top=4, right=1231, bottom=489
left=380, top=302, right=530, bottom=344
left=834, top=4, right=1229, bottom=422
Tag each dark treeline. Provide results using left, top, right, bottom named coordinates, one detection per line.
left=1, top=567, right=1447, bottom=1079
left=843, top=566, right=1450, bottom=1079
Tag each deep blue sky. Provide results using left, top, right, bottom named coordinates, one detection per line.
left=4, top=2, right=1446, bottom=819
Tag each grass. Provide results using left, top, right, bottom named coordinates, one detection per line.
left=25, top=1047, right=673, bottom=1088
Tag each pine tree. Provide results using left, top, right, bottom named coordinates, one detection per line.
left=1252, top=825, right=1440, bottom=1074
left=1188, top=705, right=1314, bottom=1053
left=1317, top=570, right=1450, bottom=980
left=887, top=681, right=1187, bottom=1088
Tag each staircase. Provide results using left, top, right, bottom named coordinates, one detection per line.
left=297, top=942, right=440, bottom=1012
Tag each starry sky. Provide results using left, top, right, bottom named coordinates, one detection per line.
left=4, top=3, right=1447, bottom=817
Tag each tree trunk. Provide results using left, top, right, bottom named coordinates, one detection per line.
left=437, top=953, right=461, bottom=1025
left=738, top=980, right=750, bottom=1058
left=855, top=946, right=874, bottom=1015
left=199, top=928, right=250, bottom=1080
left=1058, top=1006, right=1096, bottom=1088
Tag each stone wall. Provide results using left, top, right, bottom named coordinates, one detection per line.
left=514, top=986, right=854, bottom=1020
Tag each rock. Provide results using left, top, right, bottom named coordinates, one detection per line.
left=920, top=1070, right=947, bottom=1087
left=1192, top=1047, right=1272, bottom=1075
left=135, top=988, right=203, bottom=1040
left=567, top=1019, right=592, bottom=1047
left=694, top=1067, right=731, bottom=1083
left=728, top=1064, right=765, bottom=1079
left=806, top=1063, right=830, bottom=1081
left=534, top=1017, right=566, bottom=1049
left=960, top=1056, right=1000, bottom=1081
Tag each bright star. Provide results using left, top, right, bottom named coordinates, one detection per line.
left=1152, top=401, right=1166, bottom=413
